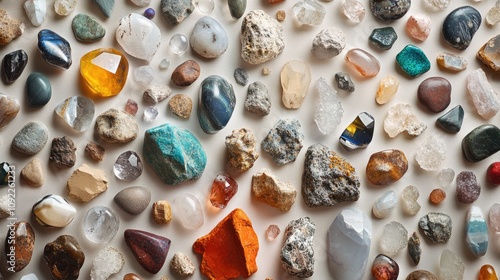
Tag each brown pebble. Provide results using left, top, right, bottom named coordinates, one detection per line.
left=366, top=149, right=408, bottom=185
left=6, top=221, right=35, bottom=272
left=276, top=10, right=286, bottom=21
left=49, top=136, right=76, bottom=168
left=123, top=273, right=142, bottom=280
left=171, top=60, right=200, bottom=86
left=429, top=188, right=446, bottom=204
left=44, top=235, right=85, bottom=280
left=168, top=94, right=193, bottom=119
left=21, top=158, right=44, bottom=187
left=152, top=200, right=172, bottom=224
left=417, top=77, right=451, bottom=113
left=85, top=141, right=105, bottom=161
left=406, top=269, right=438, bottom=280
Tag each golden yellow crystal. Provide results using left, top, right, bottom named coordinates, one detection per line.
left=80, top=48, right=128, bottom=97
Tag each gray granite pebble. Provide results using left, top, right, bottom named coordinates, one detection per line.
left=233, top=68, right=249, bottom=86
left=261, top=118, right=303, bottom=165
left=245, top=81, right=271, bottom=116
left=12, top=121, right=49, bottom=155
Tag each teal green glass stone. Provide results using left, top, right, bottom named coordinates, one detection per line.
left=369, top=27, right=398, bottom=50
left=462, top=124, right=500, bottom=162
left=396, top=45, right=430, bottom=77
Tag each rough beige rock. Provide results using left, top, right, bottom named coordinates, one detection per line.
left=143, top=85, right=172, bottom=104
left=152, top=200, right=172, bottom=224
left=170, top=252, right=195, bottom=276
left=251, top=168, right=297, bottom=211
left=168, top=94, right=192, bottom=119
left=67, top=164, right=108, bottom=203
left=21, top=158, right=44, bottom=187
left=0, top=10, right=25, bottom=45
left=225, top=128, right=259, bottom=173
left=95, top=108, right=138, bottom=143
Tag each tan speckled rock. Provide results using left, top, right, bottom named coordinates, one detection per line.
left=251, top=168, right=297, bottom=211
left=21, top=158, right=44, bottom=187
left=95, top=108, right=138, bottom=143
left=168, top=94, right=192, bottom=119
left=0, top=10, right=25, bottom=45
left=170, top=252, right=195, bottom=276
left=67, top=164, right=108, bottom=203
left=152, top=200, right=172, bottom=224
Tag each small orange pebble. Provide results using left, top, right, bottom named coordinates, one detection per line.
left=193, top=208, right=259, bottom=280
left=123, top=273, right=142, bottom=280
left=479, top=264, right=498, bottom=280
left=429, top=188, right=446, bottom=204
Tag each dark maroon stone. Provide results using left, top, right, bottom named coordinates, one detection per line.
left=44, top=235, right=85, bottom=280
left=417, top=77, right=451, bottom=113
left=372, top=254, right=399, bottom=280
left=124, top=229, right=171, bottom=274
left=456, top=171, right=480, bottom=204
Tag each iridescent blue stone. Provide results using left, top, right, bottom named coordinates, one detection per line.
left=442, top=6, right=481, bottom=50
left=396, top=44, right=430, bottom=77
left=197, top=75, right=236, bottom=134
left=437, top=105, right=464, bottom=133
left=339, top=112, right=375, bottom=151
left=37, top=29, right=72, bottom=70
left=2, top=49, right=28, bottom=84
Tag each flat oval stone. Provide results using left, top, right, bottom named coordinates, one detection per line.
left=44, top=235, right=85, bottom=280
left=2, top=49, right=28, bottom=83
left=417, top=77, right=451, bottom=113
left=26, top=72, right=51, bottom=108
left=396, top=44, right=430, bottom=77
left=114, top=186, right=151, bottom=215
left=124, top=229, right=171, bottom=274
left=37, top=29, right=72, bottom=70
left=0, top=94, right=20, bottom=129
left=12, top=121, right=49, bottom=155
left=442, top=6, right=481, bottom=50
left=466, top=206, right=488, bottom=257
left=370, top=0, right=411, bottom=21
left=190, top=16, right=228, bottom=59
left=372, top=254, right=399, bottom=280
left=478, top=34, right=500, bottom=73
left=5, top=221, right=35, bottom=272
left=437, top=105, right=464, bottom=133
left=116, top=13, right=161, bottom=61
left=198, top=75, right=235, bottom=134
left=366, top=149, right=408, bottom=185
left=406, top=270, right=438, bottom=280
left=456, top=171, right=480, bottom=204
left=71, top=13, right=105, bottom=42
left=161, top=0, right=193, bottom=26
left=32, top=194, right=77, bottom=227
left=171, top=60, right=200, bottom=86
left=462, top=124, right=500, bottom=162
left=345, top=48, right=380, bottom=77
left=95, top=108, right=138, bottom=143
left=228, top=0, right=246, bottom=19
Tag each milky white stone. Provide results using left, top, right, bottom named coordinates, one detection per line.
left=173, top=193, right=204, bottom=230
left=24, top=0, right=47, bottom=27
left=423, top=0, right=450, bottom=11
left=116, top=13, right=162, bottom=61
left=54, top=0, right=77, bottom=16
left=380, top=221, right=408, bottom=256
left=384, top=103, right=427, bottom=137
left=159, top=59, right=170, bottom=70
left=415, top=134, right=447, bottom=171
left=194, top=0, right=215, bottom=14
left=91, top=53, right=122, bottom=74
left=134, top=65, right=155, bottom=87
left=401, top=185, right=421, bottom=216
left=372, top=190, right=397, bottom=218
left=342, top=0, right=365, bottom=23
left=489, top=203, right=500, bottom=249
left=314, top=77, right=343, bottom=135
left=486, top=4, right=500, bottom=26
left=293, top=0, right=325, bottom=26
left=406, top=14, right=431, bottom=41
left=439, top=249, right=464, bottom=280
left=311, top=27, right=346, bottom=60
left=20, top=274, right=39, bottom=280
left=438, top=168, right=455, bottom=187
left=190, top=16, right=228, bottom=58
left=466, top=68, right=500, bottom=119
left=33, top=194, right=77, bottom=227
left=130, top=0, right=150, bottom=6
left=143, top=106, right=158, bottom=121
left=90, top=246, right=124, bottom=280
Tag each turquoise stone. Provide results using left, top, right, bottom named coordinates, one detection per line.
left=143, top=123, right=207, bottom=185
left=94, top=0, right=115, bottom=17
left=2, top=49, right=28, bottom=84
left=197, top=75, right=236, bottom=134
left=339, top=112, right=375, bottom=151
left=466, top=206, right=488, bottom=257
left=26, top=72, right=51, bottom=108
left=437, top=105, right=464, bottom=133
left=37, top=29, right=72, bottom=70
left=369, top=27, right=398, bottom=50
left=396, top=44, right=430, bottom=77
left=462, top=124, right=500, bottom=162
left=71, top=13, right=105, bottom=43
left=442, top=6, right=481, bottom=50
left=0, top=162, right=11, bottom=186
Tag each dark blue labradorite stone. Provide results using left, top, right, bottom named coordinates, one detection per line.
left=197, top=75, right=236, bottom=134
left=442, top=6, right=481, bottom=50
left=462, top=124, right=500, bottom=162
left=26, top=72, right=52, bottom=108
left=2, top=49, right=28, bottom=84
left=38, top=29, right=72, bottom=70
left=0, top=162, right=12, bottom=186
left=437, top=105, right=464, bottom=133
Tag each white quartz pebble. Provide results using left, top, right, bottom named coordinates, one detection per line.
left=116, top=13, right=161, bottom=61
left=190, top=16, right=228, bottom=58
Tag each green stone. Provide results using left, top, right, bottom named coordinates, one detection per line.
left=396, top=44, right=430, bottom=77
left=436, top=105, right=464, bottom=133
left=228, top=0, right=246, bottom=19
left=26, top=72, right=51, bottom=108
left=462, top=124, right=500, bottom=162
left=72, top=14, right=105, bottom=43
left=94, top=0, right=114, bottom=17
left=369, top=27, right=398, bottom=50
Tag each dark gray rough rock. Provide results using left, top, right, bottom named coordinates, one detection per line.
left=418, top=212, right=452, bottom=243
left=302, top=144, right=360, bottom=207
left=161, top=0, right=194, bottom=26
left=245, top=81, right=271, bottom=116
left=49, top=136, right=76, bottom=168
left=334, top=72, right=355, bottom=93
left=261, top=118, right=303, bottom=165
left=233, top=68, right=249, bottom=86
left=12, top=121, right=49, bottom=155
left=408, top=232, right=421, bottom=265
left=280, top=217, right=315, bottom=278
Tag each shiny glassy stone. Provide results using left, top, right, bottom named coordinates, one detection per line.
left=190, top=16, right=228, bottom=58
left=281, top=60, right=311, bottom=109
left=335, top=72, right=355, bottom=92
left=442, top=6, right=481, bottom=50
left=487, top=162, right=500, bottom=185
left=54, top=96, right=95, bottom=132
left=477, top=34, right=500, bottom=72
left=462, top=124, right=500, bottom=162
left=486, top=3, right=500, bottom=26
left=401, top=185, right=421, bottom=215
left=94, top=0, right=114, bottom=17
left=113, top=151, right=143, bottom=181
left=396, top=44, right=430, bottom=77
left=24, top=0, right=47, bottom=27
left=479, top=265, right=499, bottom=280
left=0, top=162, right=11, bottom=186
left=408, top=232, right=421, bottom=265
left=38, top=29, right=72, bottom=70
left=314, top=77, right=343, bottom=134
left=124, top=229, right=171, bottom=274
left=429, top=188, right=446, bottom=204
left=370, top=0, right=411, bottom=21
left=142, top=106, right=158, bottom=121
left=466, top=206, right=489, bottom=257
left=194, top=0, right=215, bottom=13
left=366, top=149, right=408, bottom=185
left=44, top=235, right=85, bottom=280
left=71, top=13, right=105, bottom=42
left=173, top=193, right=204, bottom=229
left=144, top=8, right=155, bottom=19
left=339, top=112, right=374, bottom=151
left=372, top=254, right=399, bottom=280
left=33, top=194, right=76, bottom=227
left=54, top=0, right=77, bottom=16
left=198, top=75, right=235, bottom=134
left=417, top=77, right=451, bottom=113
left=26, top=72, right=51, bottom=108
left=134, top=66, right=154, bottom=88
left=116, top=13, right=161, bottom=61
left=437, top=105, right=464, bottom=133
left=2, top=49, right=28, bottom=83
left=210, top=174, right=238, bottom=209
left=376, top=74, right=399, bottom=104
left=169, top=34, right=188, bottom=55
left=415, top=134, right=447, bottom=172
left=83, top=206, right=119, bottom=243
left=345, top=48, right=380, bottom=77
left=343, top=0, right=365, bottom=23
left=369, top=27, right=398, bottom=50
left=266, top=224, right=280, bottom=241
left=466, top=69, right=500, bottom=119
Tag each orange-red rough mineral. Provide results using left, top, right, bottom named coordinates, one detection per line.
left=193, top=208, right=259, bottom=280
left=429, top=189, right=446, bottom=205
left=479, top=264, right=498, bottom=280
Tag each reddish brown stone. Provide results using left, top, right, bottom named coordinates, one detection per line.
left=429, top=188, right=446, bottom=204
left=124, top=229, right=171, bottom=274
left=49, top=136, right=76, bottom=167
left=171, top=60, right=200, bottom=86
left=366, top=149, right=408, bottom=186
left=44, top=235, right=85, bottom=280
left=85, top=141, right=105, bottom=161
left=123, top=273, right=142, bottom=280
left=5, top=221, right=35, bottom=272
left=417, top=77, right=451, bottom=113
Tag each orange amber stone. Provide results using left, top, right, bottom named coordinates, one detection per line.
left=479, top=264, right=498, bottom=280
left=80, top=48, right=128, bottom=97
left=123, top=273, right=142, bottom=280
left=209, top=174, right=238, bottom=209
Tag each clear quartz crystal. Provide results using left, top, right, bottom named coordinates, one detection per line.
left=401, top=185, right=421, bottom=215
left=83, top=206, right=119, bottom=243
left=415, top=134, right=447, bottom=171
left=173, top=193, right=204, bottom=230
left=113, top=151, right=143, bottom=180
left=438, top=168, right=455, bottom=187
left=143, top=106, right=158, bottom=121
left=133, top=65, right=154, bottom=88
left=169, top=34, right=189, bottom=55
left=293, top=0, right=326, bottom=26
left=342, top=0, right=365, bottom=23
left=266, top=224, right=281, bottom=241
left=159, top=59, right=170, bottom=70
left=379, top=221, right=408, bottom=256
left=91, top=53, right=122, bottom=74
left=314, top=77, right=343, bottom=135
left=194, top=0, right=215, bottom=14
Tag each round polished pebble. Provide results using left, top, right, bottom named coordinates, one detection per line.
left=442, top=6, right=481, bottom=50
left=406, top=14, right=431, bottom=41
left=173, top=193, right=204, bottom=229
left=429, top=188, right=446, bottom=204
left=33, top=194, right=77, bottom=227
left=71, top=13, right=105, bottom=42
left=2, top=49, right=28, bottom=83
left=406, top=270, right=438, bottom=280
left=144, top=8, right=155, bottom=19
left=116, top=13, right=161, bottom=61
left=114, top=186, right=151, bottom=215
left=345, top=48, right=380, bottom=77
left=487, top=162, right=500, bottom=185
left=12, top=121, right=49, bottom=155
left=169, top=34, right=188, bottom=55
left=417, top=77, right=451, bottom=113
left=26, top=72, right=51, bottom=108
left=370, top=0, right=411, bottom=21
left=462, top=124, right=500, bottom=162
left=396, top=45, right=430, bottom=77
left=171, top=60, right=200, bottom=86
left=228, top=0, right=246, bottom=19
left=190, top=16, right=228, bottom=58
left=366, top=149, right=408, bottom=185
left=197, top=75, right=235, bottom=134
left=369, top=27, right=398, bottom=50
left=83, top=206, right=119, bottom=243
left=372, top=254, right=399, bottom=280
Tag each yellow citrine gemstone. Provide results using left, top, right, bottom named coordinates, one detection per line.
left=80, top=48, right=128, bottom=97
left=480, top=264, right=499, bottom=280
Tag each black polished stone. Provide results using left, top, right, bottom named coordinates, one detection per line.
left=26, top=72, right=52, bottom=108
left=2, top=49, right=28, bottom=84
left=462, top=124, right=500, bottom=162
left=369, top=27, right=398, bottom=50
left=370, top=0, right=411, bottom=21
left=436, top=105, right=464, bottom=133
left=442, top=6, right=481, bottom=50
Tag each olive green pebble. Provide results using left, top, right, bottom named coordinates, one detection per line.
left=462, top=124, right=500, bottom=162
left=228, top=0, right=246, bottom=19
left=72, top=13, right=106, bottom=42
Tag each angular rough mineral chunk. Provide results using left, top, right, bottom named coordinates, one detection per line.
left=281, top=60, right=311, bottom=109
left=370, top=0, right=411, bottom=21
left=152, top=200, right=172, bottom=224
left=67, top=164, right=108, bottom=203
left=49, top=136, right=76, bottom=168
left=0, top=10, right=25, bottom=46
left=334, top=72, right=355, bottom=92
left=407, top=270, right=438, bottom=280
left=266, top=224, right=280, bottom=241
left=168, top=94, right=192, bottom=119
left=366, top=149, right=408, bottom=185
left=408, top=232, right=421, bottom=265
left=170, top=253, right=195, bottom=276
left=280, top=217, right=315, bottom=278
left=489, top=203, right=500, bottom=249
left=54, top=96, right=95, bottom=132
left=262, top=118, right=304, bottom=165
left=90, top=246, right=124, bottom=280
left=5, top=221, right=35, bottom=272
left=314, top=77, right=343, bottom=134
left=456, top=171, right=481, bottom=204
left=384, top=103, right=426, bottom=137
left=466, top=69, right=500, bottom=119
left=209, top=174, right=238, bottom=209
left=44, top=235, right=85, bottom=280
left=293, top=0, right=325, bottom=26
left=225, top=128, right=259, bottom=173
left=438, top=249, right=464, bottom=280
left=54, top=0, right=77, bottom=16
left=302, top=144, right=360, bottom=207
left=379, top=221, right=408, bottom=256
left=85, top=141, right=105, bottom=161
left=401, top=185, right=421, bottom=216
left=477, top=34, right=500, bottom=72
left=436, top=52, right=467, bottom=72
left=376, top=74, right=399, bottom=104
left=245, top=81, right=271, bottom=116
left=21, top=158, right=44, bottom=187
left=486, top=3, right=500, bottom=26
left=406, top=14, right=431, bottom=41
left=372, top=190, right=397, bottom=219
left=311, top=27, right=345, bottom=60
left=96, top=108, right=138, bottom=143
left=161, top=0, right=193, bottom=26
left=415, top=134, right=447, bottom=172
left=419, top=212, right=452, bottom=243
left=423, top=0, right=449, bottom=11
left=371, top=254, right=399, bottom=280
left=466, top=206, right=489, bottom=257
left=252, top=168, right=297, bottom=211
left=343, top=0, right=365, bottom=23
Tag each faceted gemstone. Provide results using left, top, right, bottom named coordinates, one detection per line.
left=419, top=212, right=452, bottom=243
left=170, top=252, right=195, bottom=276
left=5, top=221, right=35, bottom=272
left=343, top=0, right=365, bottom=23
left=266, top=224, right=281, bottom=241
left=161, top=0, right=194, bottom=26
left=442, top=6, right=481, bottom=50
left=0, top=10, right=25, bottom=46
left=370, top=0, right=411, bottom=21
left=456, top=171, right=481, bottom=204
left=311, top=27, right=346, bottom=60
left=116, top=13, right=161, bottom=61
left=12, top=121, right=49, bottom=155
left=134, top=66, right=154, bottom=88
left=292, top=0, right=325, bottom=26
left=113, top=151, right=143, bottom=181
left=125, top=99, right=138, bottom=116
left=21, top=158, right=44, bottom=187
left=340, top=112, right=374, bottom=151
left=479, top=265, right=498, bottom=280
left=44, top=235, right=85, bottom=280
left=406, top=14, right=431, bottom=41
left=436, top=52, right=467, bottom=72
left=396, top=45, right=430, bottom=77
left=466, top=69, right=500, bottom=119
left=210, top=174, right=238, bottom=209
left=439, top=249, right=464, bottom=280
left=144, top=8, right=155, bottom=19
left=168, top=34, right=189, bottom=56
left=335, top=72, right=355, bottom=92
left=32, top=194, right=76, bottom=227
left=198, top=75, right=235, bottom=134
left=369, top=27, right=398, bottom=50
left=171, top=60, right=200, bottom=86
left=423, top=0, right=449, bottom=11
left=327, top=208, right=372, bottom=280
left=49, top=136, right=76, bottom=168
left=252, top=168, right=297, bottom=211
left=438, top=168, right=455, bottom=187
left=372, top=254, right=399, bottom=280
left=366, top=149, right=408, bottom=185
left=376, top=74, right=399, bottom=104
left=262, top=119, right=304, bottom=165
left=83, top=206, right=119, bottom=243
left=429, top=188, right=446, bottom=204
left=54, top=0, right=77, bottom=16
left=67, top=164, right=108, bottom=203
left=174, top=193, right=204, bottom=229
left=417, top=77, right=451, bottom=113
left=372, top=190, right=398, bottom=218
left=142, top=106, right=158, bottom=121
left=401, top=185, right=421, bottom=215
left=384, top=103, right=426, bottom=137
left=2, top=49, right=28, bottom=83
left=345, top=48, right=380, bottom=77
left=228, top=0, right=246, bottom=19
left=152, top=200, right=172, bottom=224
left=280, top=217, right=315, bottom=278
left=0, top=95, right=20, bottom=129
left=169, top=94, right=193, bottom=119
left=466, top=206, right=489, bottom=257
left=71, top=13, right=105, bottom=42
left=478, top=34, right=500, bottom=72
left=85, top=141, right=105, bottom=161
left=37, top=29, right=72, bottom=70
left=487, top=162, right=500, bottom=185
left=124, top=229, right=171, bottom=274
left=407, top=270, right=438, bottom=280
left=486, top=4, right=500, bottom=26
left=194, top=0, right=215, bottom=13
left=281, top=60, right=311, bottom=109
left=54, top=96, right=95, bottom=132
left=437, top=105, right=464, bottom=133
left=408, top=232, right=421, bottom=265
left=0, top=162, right=11, bottom=186
left=90, top=246, right=124, bottom=280
left=462, top=124, right=500, bottom=162
left=314, top=77, right=343, bottom=134
left=80, top=48, right=129, bottom=97
left=415, top=134, right=447, bottom=171
left=24, top=0, right=47, bottom=26
left=380, top=221, right=408, bottom=256
left=26, top=72, right=51, bottom=108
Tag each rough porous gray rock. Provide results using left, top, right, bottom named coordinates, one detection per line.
left=418, top=212, right=452, bottom=243
left=261, top=118, right=304, bottom=165
left=161, top=0, right=193, bottom=26
left=302, top=144, right=360, bottom=207
left=49, top=136, right=77, bottom=168
left=280, top=217, right=315, bottom=278
left=245, top=81, right=271, bottom=116
left=225, top=128, right=259, bottom=172
left=240, top=10, right=285, bottom=64
left=251, top=168, right=297, bottom=211
left=95, top=108, right=138, bottom=143
left=12, top=121, right=49, bottom=155
left=312, top=27, right=346, bottom=60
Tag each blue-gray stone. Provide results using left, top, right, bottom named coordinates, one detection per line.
left=262, top=118, right=304, bottom=165
left=437, top=105, right=464, bottom=133
left=369, top=27, right=398, bottom=50
left=37, top=29, right=72, bottom=70
left=2, top=49, right=28, bottom=84
left=233, top=68, right=249, bottom=86
left=161, top=0, right=194, bottom=26
left=71, top=13, right=105, bottom=43
left=462, top=124, right=500, bottom=162
left=26, top=72, right=51, bottom=108
left=143, top=123, right=207, bottom=185
left=12, top=121, right=49, bottom=155
left=442, top=6, right=481, bottom=50
left=466, top=206, right=488, bottom=257
left=228, top=0, right=246, bottom=19
left=370, top=0, right=411, bottom=21
left=197, top=75, right=235, bottom=134
left=94, top=0, right=115, bottom=17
